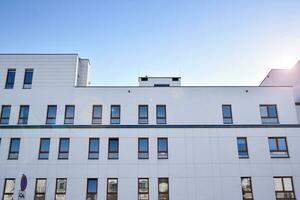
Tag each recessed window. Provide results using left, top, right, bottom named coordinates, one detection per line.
left=23, top=69, right=33, bottom=89
left=107, top=178, right=118, bottom=200
left=58, top=138, right=70, bottom=160
left=158, top=138, right=168, bottom=159
left=18, top=105, right=29, bottom=124
left=35, top=178, right=47, bottom=200
left=156, top=105, right=166, bottom=124
left=138, top=105, right=148, bottom=124
left=172, top=77, right=179, bottom=81
left=87, top=178, right=98, bottom=200
left=2, top=179, right=15, bottom=199
left=260, top=105, right=279, bottom=124
left=158, top=178, right=169, bottom=200
left=0, top=105, right=11, bottom=124
left=46, top=105, right=57, bottom=124
left=237, top=137, right=249, bottom=158
left=5, top=69, right=16, bottom=89
left=141, top=77, right=148, bottom=81
left=108, top=138, right=119, bottom=159
left=39, top=138, right=50, bottom=160
left=55, top=178, right=67, bottom=200
left=92, top=105, right=102, bottom=124
left=138, top=138, right=149, bottom=159
left=64, top=105, right=75, bottom=124
left=138, top=178, right=149, bottom=200
left=268, top=137, right=289, bottom=158
left=222, top=105, right=233, bottom=124
left=110, top=105, right=120, bottom=124
left=8, top=138, right=20, bottom=160
left=273, top=177, right=295, bottom=199
left=241, top=177, right=253, bottom=200
left=89, top=138, right=99, bottom=160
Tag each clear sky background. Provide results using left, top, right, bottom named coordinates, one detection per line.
left=0, top=0, right=300, bottom=86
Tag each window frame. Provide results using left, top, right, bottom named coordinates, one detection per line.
left=58, top=138, right=70, bottom=160
left=237, top=137, right=249, bottom=159
left=107, top=178, right=118, bottom=200
left=268, top=137, right=289, bottom=158
left=156, top=105, right=167, bottom=124
left=241, top=177, right=254, bottom=200
left=2, top=178, right=15, bottom=199
left=138, top=178, right=149, bottom=200
left=55, top=178, right=67, bottom=200
left=88, top=138, right=100, bottom=160
left=34, top=178, right=47, bottom=200
left=273, top=176, right=296, bottom=200
left=64, top=105, right=75, bottom=125
left=222, top=104, right=233, bottom=124
left=23, top=68, right=34, bottom=89
left=260, top=104, right=279, bottom=124
left=138, top=138, right=149, bottom=159
left=92, top=105, right=102, bottom=124
left=18, top=105, right=30, bottom=124
left=86, top=178, right=98, bottom=200
left=157, top=138, right=168, bottom=159
left=46, top=105, right=57, bottom=125
left=0, top=105, right=11, bottom=124
left=8, top=138, right=20, bottom=160
left=38, top=138, right=50, bottom=160
left=110, top=105, right=121, bottom=124
left=108, top=138, right=119, bottom=160
left=5, top=69, right=16, bottom=89
left=158, top=178, right=169, bottom=200
left=138, top=105, right=149, bottom=124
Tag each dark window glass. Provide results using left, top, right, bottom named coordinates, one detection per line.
left=87, top=178, right=98, bottom=200
left=158, top=138, right=168, bottom=159
left=34, top=178, right=47, bottom=200
left=107, top=178, right=118, bottom=200
left=92, top=105, right=102, bottom=124
left=8, top=138, right=20, bottom=160
left=0, top=105, right=11, bottom=124
left=138, top=178, right=149, bottom=200
left=64, top=105, right=75, bottom=124
left=58, top=138, right=70, bottom=159
left=139, top=105, right=148, bottom=124
left=39, top=138, right=50, bottom=160
left=222, top=105, right=233, bottom=124
left=46, top=105, right=57, bottom=124
left=268, top=137, right=289, bottom=158
left=18, top=105, right=29, bottom=124
left=108, top=138, right=119, bottom=159
left=110, top=105, right=120, bottom=124
left=23, top=69, right=33, bottom=89
left=260, top=105, right=279, bottom=124
left=274, top=177, right=296, bottom=199
left=138, top=138, right=149, bottom=159
left=5, top=69, right=16, bottom=89
left=89, top=138, right=99, bottom=160
left=241, top=177, right=253, bottom=200
left=156, top=105, right=166, bottom=124
left=158, top=178, right=169, bottom=200
left=2, top=179, right=15, bottom=199
left=55, top=178, right=67, bottom=200
left=237, top=137, right=249, bottom=158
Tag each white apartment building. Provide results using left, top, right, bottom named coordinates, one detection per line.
left=0, top=54, right=300, bottom=200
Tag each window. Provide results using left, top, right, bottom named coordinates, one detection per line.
left=87, top=178, right=98, bottom=200
left=5, top=69, right=16, bottom=89
left=2, top=179, right=15, bottom=199
left=107, top=178, right=118, bottom=200
left=34, top=178, right=47, bottom=200
left=273, top=177, right=296, bottom=199
left=268, top=137, right=289, bottom=158
left=138, top=105, right=148, bottom=124
left=138, top=138, right=149, bottom=159
left=237, top=137, right=249, bottom=158
left=260, top=105, right=279, bottom=124
left=39, top=138, right=50, bottom=160
left=108, top=138, right=119, bottom=159
left=0, top=105, right=11, bottom=124
left=241, top=177, right=253, bottom=200
left=58, top=138, right=70, bottom=159
left=8, top=138, right=20, bottom=160
left=46, top=105, right=57, bottom=124
left=138, top=178, right=149, bottom=200
left=18, top=105, right=29, bottom=124
left=92, top=105, right=102, bottom=124
left=55, top=178, right=67, bottom=200
left=222, top=105, right=233, bottom=124
left=23, top=69, right=33, bottom=89
left=158, top=178, right=169, bottom=200
left=158, top=138, right=168, bottom=159
left=64, top=105, right=75, bottom=124
left=110, top=105, right=120, bottom=124
left=156, top=105, right=166, bottom=124
left=89, top=138, right=99, bottom=160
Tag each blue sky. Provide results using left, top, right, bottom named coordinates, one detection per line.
left=0, top=0, right=300, bottom=86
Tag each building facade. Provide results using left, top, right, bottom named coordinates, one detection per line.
left=0, top=54, right=300, bottom=200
